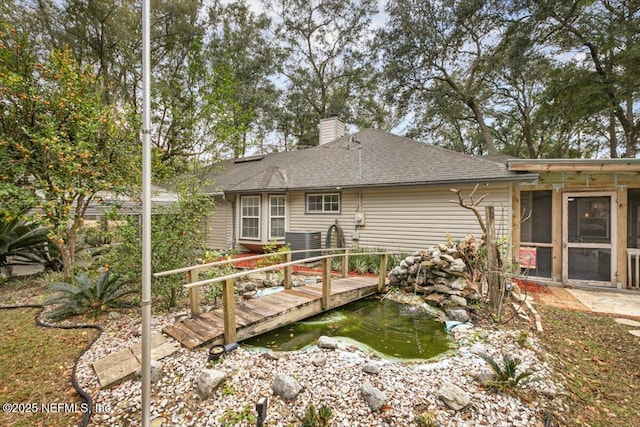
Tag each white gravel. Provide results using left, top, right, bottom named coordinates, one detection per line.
left=75, top=307, right=566, bottom=427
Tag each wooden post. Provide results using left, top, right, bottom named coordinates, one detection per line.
left=616, top=186, right=627, bottom=288
left=485, top=206, right=503, bottom=312
left=378, top=253, right=388, bottom=292
left=341, top=248, right=349, bottom=278
left=322, top=258, right=331, bottom=310
left=284, top=252, right=293, bottom=289
left=551, top=188, right=562, bottom=282
left=188, top=269, right=201, bottom=317
left=222, top=278, right=237, bottom=344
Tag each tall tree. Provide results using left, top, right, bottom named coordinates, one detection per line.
left=379, top=0, right=505, bottom=155
left=0, top=25, right=138, bottom=278
left=535, top=0, right=640, bottom=157
left=202, top=0, right=279, bottom=157
left=265, top=0, right=380, bottom=148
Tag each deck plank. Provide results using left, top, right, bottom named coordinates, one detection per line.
left=162, top=276, right=379, bottom=348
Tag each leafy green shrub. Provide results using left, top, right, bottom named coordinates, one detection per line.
left=218, top=403, right=255, bottom=425
left=254, top=240, right=290, bottom=269
left=46, top=271, right=135, bottom=320
left=414, top=411, right=440, bottom=427
left=103, top=182, right=212, bottom=310
left=479, top=352, right=536, bottom=390
left=300, top=402, right=333, bottom=427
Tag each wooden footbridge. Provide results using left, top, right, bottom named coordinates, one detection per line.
left=155, top=249, right=400, bottom=349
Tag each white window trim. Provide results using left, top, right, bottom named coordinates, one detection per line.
left=240, top=195, right=261, bottom=240
left=306, top=192, right=341, bottom=214
left=268, top=195, right=286, bottom=240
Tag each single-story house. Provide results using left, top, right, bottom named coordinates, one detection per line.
left=201, top=118, right=640, bottom=290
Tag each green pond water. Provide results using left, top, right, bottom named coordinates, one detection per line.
left=242, top=298, right=451, bottom=359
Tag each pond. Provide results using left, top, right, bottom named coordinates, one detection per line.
left=241, top=298, right=451, bottom=360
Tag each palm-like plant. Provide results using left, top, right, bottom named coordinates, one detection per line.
left=46, top=271, right=136, bottom=320
left=0, top=218, right=50, bottom=276
left=478, top=352, right=536, bottom=390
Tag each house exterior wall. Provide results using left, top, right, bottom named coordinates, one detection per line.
left=221, top=183, right=512, bottom=253
left=204, top=196, right=233, bottom=250
left=354, top=184, right=511, bottom=251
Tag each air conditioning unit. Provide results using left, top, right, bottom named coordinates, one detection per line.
left=285, top=231, right=322, bottom=261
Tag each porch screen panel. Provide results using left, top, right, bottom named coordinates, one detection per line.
left=240, top=195, right=260, bottom=239
left=520, top=191, right=552, bottom=277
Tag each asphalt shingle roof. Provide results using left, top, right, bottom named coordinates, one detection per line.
left=203, top=129, right=536, bottom=194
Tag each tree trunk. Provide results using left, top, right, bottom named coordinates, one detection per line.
left=485, top=206, right=504, bottom=314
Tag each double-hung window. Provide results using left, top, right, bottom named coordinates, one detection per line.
left=240, top=195, right=260, bottom=239
left=269, top=195, right=286, bottom=239
left=306, top=193, right=340, bottom=213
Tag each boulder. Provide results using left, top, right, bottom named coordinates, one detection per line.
left=363, top=362, right=382, bottom=375
left=197, top=369, right=226, bottom=398
left=449, top=295, right=468, bottom=307
left=272, top=374, right=303, bottom=401
left=317, top=335, right=340, bottom=350
left=361, top=381, right=387, bottom=411
left=136, top=359, right=162, bottom=383
left=437, top=382, right=470, bottom=411
left=445, top=308, right=470, bottom=323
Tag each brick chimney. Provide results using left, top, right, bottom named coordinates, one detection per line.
left=319, top=117, right=345, bottom=145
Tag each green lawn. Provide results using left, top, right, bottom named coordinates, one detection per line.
left=0, top=307, right=97, bottom=427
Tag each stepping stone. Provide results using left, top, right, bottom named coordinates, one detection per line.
left=629, top=330, right=640, bottom=338
left=614, top=318, right=640, bottom=327
left=93, top=333, right=178, bottom=389
left=93, top=348, right=140, bottom=389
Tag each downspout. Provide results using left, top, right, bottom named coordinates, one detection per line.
left=226, top=193, right=237, bottom=250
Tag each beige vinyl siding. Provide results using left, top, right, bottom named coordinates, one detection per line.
left=355, top=184, right=511, bottom=251
left=287, top=190, right=360, bottom=247
left=204, top=196, right=233, bottom=249
left=285, top=184, right=511, bottom=251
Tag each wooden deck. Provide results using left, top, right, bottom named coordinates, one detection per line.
left=163, top=276, right=379, bottom=349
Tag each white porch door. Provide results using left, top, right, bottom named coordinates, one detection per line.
left=562, top=192, right=617, bottom=286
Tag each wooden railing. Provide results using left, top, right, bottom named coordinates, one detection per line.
left=154, top=248, right=403, bottom=344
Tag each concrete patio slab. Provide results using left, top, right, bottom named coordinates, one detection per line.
left=567, top=289, right=640, bottom=318
left=614, top=318, right=640, bottom=327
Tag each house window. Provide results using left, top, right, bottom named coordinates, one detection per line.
left=269, top=195, right=286, bottom=239
left=306, top=193, right=340, bottom=213
left=240, top=195, right=260, bottom=239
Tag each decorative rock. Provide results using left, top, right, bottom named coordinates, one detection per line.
left=448, top=277, right=467, bottom=291
left=433, top=284, right=461, bottom=295
left=317, top=335, right=340, bottom=350
left=445, top=308, right=470, bottom=323
left=108, top=311, right=123, bottom=320
left=437, top=382, right=471, bottom=411
left=425, top=293, right=446, bottom=306
left=363, top=362, right=382, bottom=375
left=474, top=370, right=496, bottom=386
left=448, top=259, right=466, bottom=273
left=197, top=369, right=226, bottom=398
left=312, top=356, right=327, bottom=367
left=262, top=352, right=281, bottom=361
left=361, top=380, right=387, bottom=411
left=135, top=359, right=162, bottom=383
left=272, top=374, right=303, bottom=400
left=449, top=295, right=468, bottom=307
